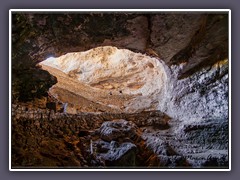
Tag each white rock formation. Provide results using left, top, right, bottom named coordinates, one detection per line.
left=157, top=59, right=229, bottom=123
left=40, top=46, right=228, bottom=123
left=40, top=46, right=170, bottom=113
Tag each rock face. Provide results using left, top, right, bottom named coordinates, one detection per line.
left=99, top=119, right=138, bottom=142
left=142, top=118, right=228, bottom=168
left=96, top=141, right=137, bottom=166
left=11, top=12, right=229, bottom=169
left=95, top=119, right=139, bottom=166
left=158, top=59, right=228, bottom=122
left=39, top=46, right=169, bottom=113
left=12, top=12, right=228, bottom=103
left=38, top=45, right=228, bottom=124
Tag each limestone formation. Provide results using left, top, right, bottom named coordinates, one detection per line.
left=99, top=119, right=138, bottom=142
left=39, top=46, right=169, bottom=113
left=11, top=12, right=229, bottom=169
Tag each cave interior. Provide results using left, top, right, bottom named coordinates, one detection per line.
left=11, top=11, right=229, bottom=169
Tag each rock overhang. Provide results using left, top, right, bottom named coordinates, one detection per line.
left=39, top=46, right=170, bottom=113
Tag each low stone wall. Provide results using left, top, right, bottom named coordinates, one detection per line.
left=12, top=104, right=170, bottom=132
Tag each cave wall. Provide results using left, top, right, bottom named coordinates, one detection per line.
left=11, top=12, right=229, bottom=168
left=11, top=12, right=228, bottom=103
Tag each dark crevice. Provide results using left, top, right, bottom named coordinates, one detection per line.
left=145, top=14, right=153, bottom=49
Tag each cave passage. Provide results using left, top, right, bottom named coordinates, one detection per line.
left=39, top=46, right=169, bottom=114
left=11, top=12, right=229, bottom=169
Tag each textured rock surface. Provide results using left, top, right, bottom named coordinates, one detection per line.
left=142, top=118, right=228, bottom=168
left=11, top=105, right=228, bottom=168
left=11, top=12, right=229, bottom=169
left=99, top=119, right=138, bottom=142
left=12, top=12, right=228, bottom=102
left=11, top=105, right=167, bottom=167
left=39, top=46, right=169, bottom=113
left=157, top=59, right=228, bottom=122
left=97, top=141, right=137, bottom=166
left=38, top=45, right=228, bottom=123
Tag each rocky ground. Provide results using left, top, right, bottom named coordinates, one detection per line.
left=11, top=105, right=228, bottom=168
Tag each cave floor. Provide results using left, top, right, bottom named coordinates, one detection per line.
left=11, top=105, right=228, bottom=169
